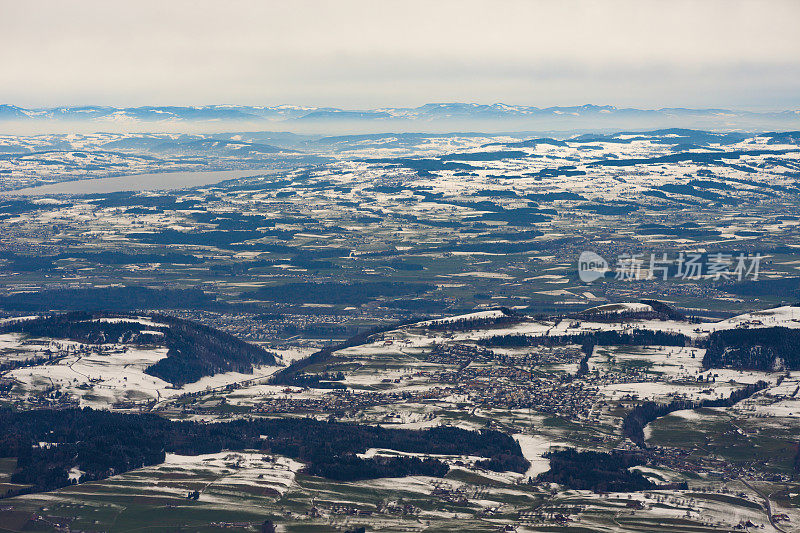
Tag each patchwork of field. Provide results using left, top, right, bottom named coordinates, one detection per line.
left=2, top=129, right=800, bottom=346
left=3, top=305, right=798, bottom=531
left=2, top=128, right=800, bottom=531
left=1, top=458, right=796, bottom=532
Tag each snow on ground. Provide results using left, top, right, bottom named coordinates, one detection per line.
left=582, top=302, right=654, bottom=314
left=512, top=433, right=565, bottom=478
left=68, top=466, right=84, bottom=482
left=414, top=309, right=506, bottom=327
left=358, top=447, right=486, bottom=465
left=450, top=271, right=513, bottom=279
left=700, top=367, right=776, bottom=385
left=599, top=381, right=741, bottom=403
left=0, top=332, right=23, bottom=350
left=352, top=430, right=561, bottom=484
left=94, top=316, right=163, bottom=328
left=629, top=465, right=683, bottom=483
left=224, top=382, right=333, bottom=406
left=8, top=346, right=171, bottom=407
left=0, top=333, right=43, bottom=362
left=557, top=488, right=780, bottom=532
left=272, top=346, right=317, bottom=365
left=43, top=451, right=305, bottom=507
left=0, top=316, right=38, bottom=326
left=664, top=409, right=708, bottom=421
left=358, top=475, right=445, bottom=496
left=593, top=345, right=705, bottom=379
left=176, top=364, right=281, bottom=396
left=159, top=451, right=304, bottom=496
left=699, top=305, right=800, bottom=333
left=753, top=399, right=800, bottom=418
left=6, top=305, right=797, bottom=411
left=403, top=305, right=800, bottom=345
left=378, top=414, right=442, bottom=430
left=732, top=371, right=800, bottom=417
left=5, top=340, right=281, bottom=408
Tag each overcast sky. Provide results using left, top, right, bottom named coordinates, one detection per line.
left=2, top=0, right=799, bottom=110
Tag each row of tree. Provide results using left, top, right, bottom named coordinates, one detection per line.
left=478, top=329, right=689, bottom=348
left=424, top=309, right=521, bottom=332
left=622, top=381, right=769, bottom=447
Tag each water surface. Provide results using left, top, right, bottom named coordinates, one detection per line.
left=3, top=169, right=262, bottom=196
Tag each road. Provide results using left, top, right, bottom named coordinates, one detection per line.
left=741, top=477, right=787, bottom=533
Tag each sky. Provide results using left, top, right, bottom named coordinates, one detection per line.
left=1, top=0, right=799, bottom=110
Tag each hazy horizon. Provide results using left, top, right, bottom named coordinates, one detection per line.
left=3, top=102, right=800, bottom=112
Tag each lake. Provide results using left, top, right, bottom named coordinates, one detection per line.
left=2, top=169, right=264, bottom=196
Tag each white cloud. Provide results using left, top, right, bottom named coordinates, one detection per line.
left=1, top=0, right=798, bottom=108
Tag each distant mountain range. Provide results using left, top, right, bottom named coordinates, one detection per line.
left=2, top=103, right=798, bottom=131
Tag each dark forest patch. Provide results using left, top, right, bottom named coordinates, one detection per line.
left=0, top=287, right=215, bottom=312
left=0, top=409, right=527, bottom=493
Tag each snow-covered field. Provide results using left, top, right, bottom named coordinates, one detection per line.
left=599, top=380, right=741, bottom=403
left=2, top=335, right=282, bottom=408
left=403, top=305, right=800, bottom=344
left=7, top=345, right=171, bottom=407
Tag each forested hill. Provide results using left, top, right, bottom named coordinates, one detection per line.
left=147, top=314, right=277, bottom=385
left=0, top=312, right=277, bottom=386
left=0, top=408, right=528, bottom=494
left=703, top=326, right=800, bottom=371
